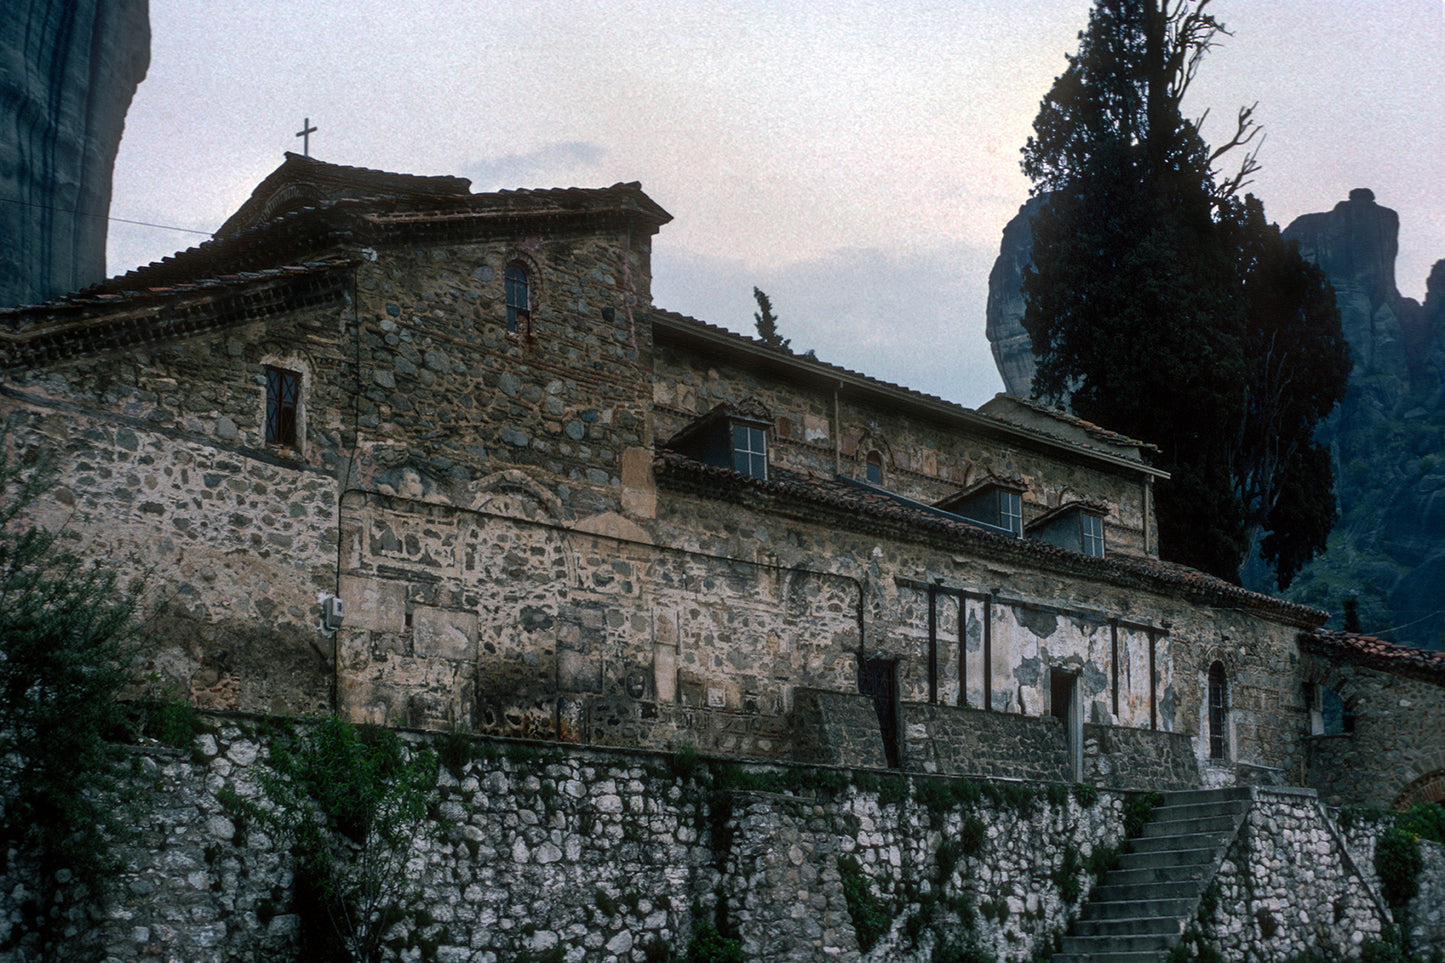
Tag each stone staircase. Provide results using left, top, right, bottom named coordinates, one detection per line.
left=1053, top=788, right=1252, bottom=963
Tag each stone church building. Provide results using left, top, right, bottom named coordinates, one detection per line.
left=3, top=154, right=1442, bottom=807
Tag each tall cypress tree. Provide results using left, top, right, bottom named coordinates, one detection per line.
left=1020, top=0, right=1347, bottom=586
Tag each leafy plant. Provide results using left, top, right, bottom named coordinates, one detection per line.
left=959, top=816, right=988, bottom=858
left=141, top=689, right=205, bottom=749
left=1054, top=844, right=1084, bottom=903
left=837, top=854, right=892, bottom=953
left=688, top=922, right=745, bottom=963
left=1124, top=790, right=1163, bottom=837
left=1376, top=825, right=1423, bottom=908
left=244, top=716, right=439, bottom=962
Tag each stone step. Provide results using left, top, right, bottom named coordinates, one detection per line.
left=1138, top=812, right=1241, bottom=839
left=1054, top=788, right=1250, bottom=963
left=1089, top=879, right=1199, bottom=905
left=1085, top=897, right=1198, bottom=921
left=1053, top=951, right=1168, bottom=963
left=1146, top=800, right=1249, bottom=823
left=1061, top=931, right=1176, bottom=954
left=1102, top=862, right=1211, bottom=888
left=1073, top=915, right=1186, bottom=939
left=1157, top=788, right=1252, bottom=807
left=1114, top=845, right=1222, bottom=871
left=1129, top=830, right=1234, bottom=855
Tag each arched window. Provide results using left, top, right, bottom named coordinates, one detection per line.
left=865, top=450, right=884, bottom=485
left=1208, top=661, right=1227, bottom=760
left=505, top=263, right=531, bottom=333
left=264, top=365, right=302, bottom=447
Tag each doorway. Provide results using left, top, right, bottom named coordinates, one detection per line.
left=860, top=657, right=900, bottom=769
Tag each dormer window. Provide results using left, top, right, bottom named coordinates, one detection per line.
left=934, top=480, right=1025, bottom=537
left=663, top=398, right=773, bottom=481
left=732, top=423, right=768, bottom=479
left=1027, top=503, right=1108, bottom=557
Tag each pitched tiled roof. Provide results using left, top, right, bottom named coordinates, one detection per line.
left=651, top=309, right=1170, bottom=480
left=0, top=258, right=355, bottom=368
left=654, top=448, right=1323, bottom=627
left=216, top=151, right=473, bottom=237
left=981, top=393, right=1158, bottom=453
left=1301, top=629, right=1445, bottom=687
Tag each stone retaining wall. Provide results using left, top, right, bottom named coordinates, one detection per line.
left=1195, top=789, right=1389, bottom=960
left=1341, top=812, right=1445, bottom=955
left=4, top=716, right=1442, bottom=963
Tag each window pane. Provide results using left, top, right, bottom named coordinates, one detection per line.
left=731, top=425, right=767, bottom=479
left=1000, top=491, right=1022, bottom=536
left=266, top=367, right=300, bottom=446
left=506, top=264, right=529, bottom=331
left=1081, top=514, right=1105, bottom=556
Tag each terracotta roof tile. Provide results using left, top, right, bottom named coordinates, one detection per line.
left=1302, top=629, right=1445, bottom=686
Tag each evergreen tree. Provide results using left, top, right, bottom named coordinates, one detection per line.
left=0, top=425, right=141, bottom=953
left=1020, top=0, right=1347, bottom=586
left=753, top=287, right=790, bottom=351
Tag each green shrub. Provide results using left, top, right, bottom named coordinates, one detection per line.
left=244, top=717, right=439, bottom=963
left=667, top=743, right=701, bottom=780
left=687, top=922, right=744, bottom=963
left=959, top=816, right=988, bottom=858
left=1376, top=826, right=1424, bottom=907
left=1053, top=844, right=1084, bottom=903
left=1072, top=782, right=1100, bottom=807
left=837, top=854, right=892, bottom=952
left=437, top=728, right=474, bottom=779
left=877, top=774, right=911, bottom=807
left=1124, top=790, right=1163, bottom=836
left=142, top=693, right=204, bottom=749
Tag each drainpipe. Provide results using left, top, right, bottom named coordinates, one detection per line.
left=1143, top=475, right=1154, bottom=555
left=833, top=382, right=842, bottom=475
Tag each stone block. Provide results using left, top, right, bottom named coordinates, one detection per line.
left=340, top=575, right=405, bottom=632
left=413, top=606, right=476, bottom=661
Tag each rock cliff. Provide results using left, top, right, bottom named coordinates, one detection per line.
left=983, top=190, right=1445, bottom=648
left=1284, top=193, right=1445, bottom=650
left=0, top=0, right=150, bottom=308
left=985, top=194, right=1047, bottom=397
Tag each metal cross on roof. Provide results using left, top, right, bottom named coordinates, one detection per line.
left=295, top=117, right=317, bottom=157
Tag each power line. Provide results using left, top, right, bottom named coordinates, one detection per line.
left=0, top=195, right=214, bottom=237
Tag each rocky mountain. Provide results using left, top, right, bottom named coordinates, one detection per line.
left=984, top=190, right=1445, bottom=649
left=0, top=0, right=150, bottom=308
left=1283, top=191, right=1445, bottom=650
left=986, top=194, right=1047, bottom=397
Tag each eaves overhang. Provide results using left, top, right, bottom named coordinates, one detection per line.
left=655, top=449, right=1323, bottom=630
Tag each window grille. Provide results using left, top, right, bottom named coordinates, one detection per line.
left=265, top=367, right=300, bottom=446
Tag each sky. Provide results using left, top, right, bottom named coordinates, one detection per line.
left=108, top=0, right=1445, bottom=410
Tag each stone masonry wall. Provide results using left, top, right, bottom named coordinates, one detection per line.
left=1341, top=814, right=1445, bottom=955
left=654, top=485, right=1308, bottom=783
left=1195, top=789, right=1389, bottom=960
left=350, top=230, right=655, bottom=520
left=1302, top=654, right=1445, bottom=808
left=2, top=303, right=351, bottom=714
left=651, top=339, right=1153, bottom=557
left=6, top=716, right=1439, bottom=963
left=1082, top=724, right=1197, bottom=790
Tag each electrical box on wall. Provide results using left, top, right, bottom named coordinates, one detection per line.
left=322, top=595, right=344, bottom=632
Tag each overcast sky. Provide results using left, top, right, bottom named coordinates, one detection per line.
left=108, top=0, right=1445, bottom=409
